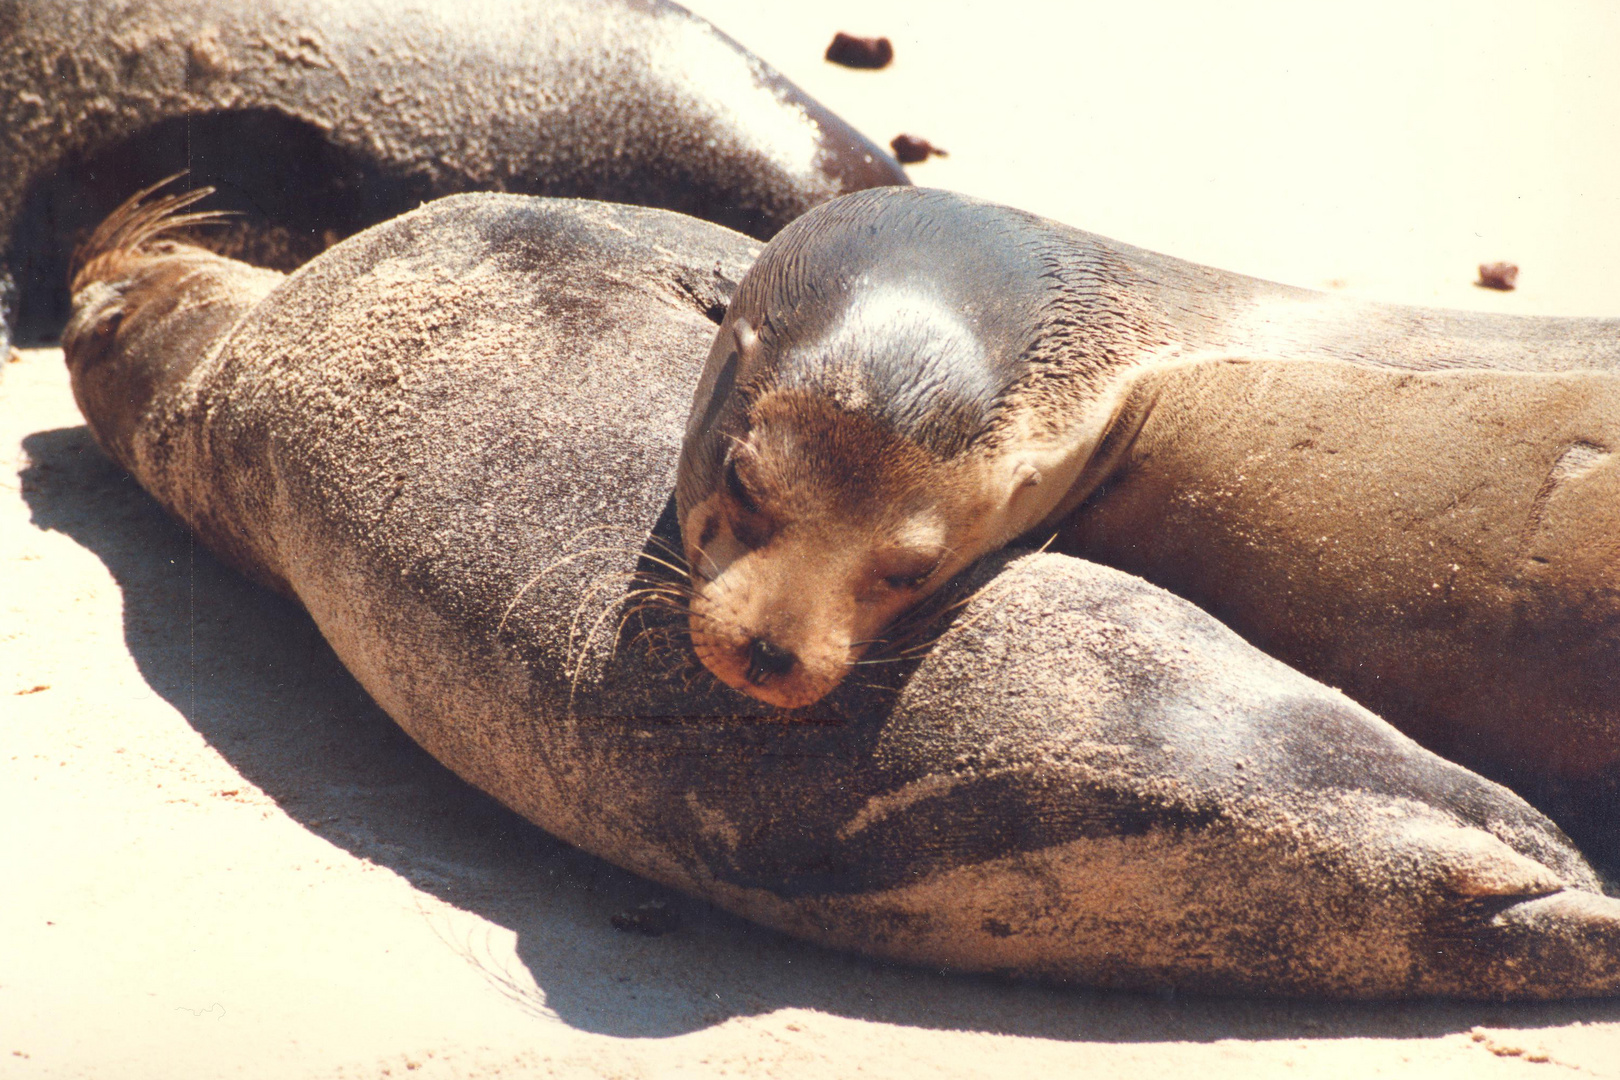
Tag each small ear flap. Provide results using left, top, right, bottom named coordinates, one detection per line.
left=723, top=430, right=761, bottom=464
left=731, top=316, right=759, bottom=363
left=1012, top=461, right=1042, bottom=491
left=96, top=306, right=125, bottom=340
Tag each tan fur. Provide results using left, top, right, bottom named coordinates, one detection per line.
left=691, top=338, right=1620, bottom=786
left=683, top=389, right=1022, bottom=708
left=1067, top=357, right=1620, bottom=780
left=676, top=189, right=1620, bottom=799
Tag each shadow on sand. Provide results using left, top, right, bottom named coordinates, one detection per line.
left=20, top=421, right=1620, bottom=1041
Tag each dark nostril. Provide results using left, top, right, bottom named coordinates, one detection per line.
left=744, top=637, right=796, bottom=683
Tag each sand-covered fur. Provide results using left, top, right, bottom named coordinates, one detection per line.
left=60, top=191, right=1620, bottom=998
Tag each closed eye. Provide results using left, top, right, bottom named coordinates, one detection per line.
left=883, top=572, right=931, bottom=590
left=724, top=457, right=759, bottom=515
left=722, top=455, right=775, bottom=549
left=876, top=553, right=945, bottom=592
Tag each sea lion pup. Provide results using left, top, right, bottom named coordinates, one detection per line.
left=675, top=187, right=1620, bottom=787
left=60, top=186, right=1620, bottom=998
left=0, top=0, right=906, bottom=349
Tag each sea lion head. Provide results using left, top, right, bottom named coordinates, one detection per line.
left=676, top=188, right=1088, bottom=708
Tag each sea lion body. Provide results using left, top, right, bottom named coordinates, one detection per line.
left=0, top=0, right=906, bottom=348
left=1069, top=359, right=1620, bottom=788
left=677, top=187, right=1620, bottom=786
left=59, top=189, right=1620, bottom=998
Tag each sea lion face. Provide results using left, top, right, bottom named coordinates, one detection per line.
left=674, top=189, right=1085, bottom=708
left=679, top=384, right=1041, bottom=709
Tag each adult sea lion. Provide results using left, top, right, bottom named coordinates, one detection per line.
left=57, top=185, right=1620, bottom=998
left=0, top=0, right=906, bottom=349
left=675, top=186, right=1620, bottom=795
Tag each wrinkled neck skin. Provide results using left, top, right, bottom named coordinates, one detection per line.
left=675, top=186, right=1620, bottom=710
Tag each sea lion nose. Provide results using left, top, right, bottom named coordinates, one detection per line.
left=744, top=637, right=797, bottom=684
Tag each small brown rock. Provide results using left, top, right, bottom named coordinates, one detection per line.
left=825, top=32, right=893, bottom=70
left=890, top=134, right=948, bottom=165
left=1476, top=261, right=1519, bottom=291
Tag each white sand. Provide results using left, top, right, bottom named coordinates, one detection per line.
left=5, top=2, right=1620, bottom=1076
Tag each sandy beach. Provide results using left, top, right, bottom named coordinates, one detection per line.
left=4, top=2, right=1620, bottom=1075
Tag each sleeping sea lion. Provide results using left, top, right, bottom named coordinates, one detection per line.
left=0, top=0, right=905, bottom=349
left=56, top=184, right=1620, bottom=998
left=675, top=186, right=1620, bottom=793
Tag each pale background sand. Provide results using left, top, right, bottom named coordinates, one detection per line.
left=4, top=2, right=1620, bottom=1076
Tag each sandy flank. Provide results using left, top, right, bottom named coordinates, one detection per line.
left=5, top=1, right=1620, bottom=1076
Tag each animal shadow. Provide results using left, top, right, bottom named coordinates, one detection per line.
left=19, top=422, right=1619, bottom=1041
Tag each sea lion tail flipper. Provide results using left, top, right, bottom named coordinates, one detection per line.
left=1394, top=820, right=1620, bottom=997
left=1460, top=890, right=1620, bottom=999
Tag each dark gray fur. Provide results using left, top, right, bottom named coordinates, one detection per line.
left=0, top=0, right=905, bottom=349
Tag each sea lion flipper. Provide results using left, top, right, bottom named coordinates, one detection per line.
left=1404, top=889, right=1620, bottom=1000
left=67, top=174, right=232, bottom=291
left=1035, top=355, right=1184, bottom=530
left=1406, top=821, right=1569, bottom=899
